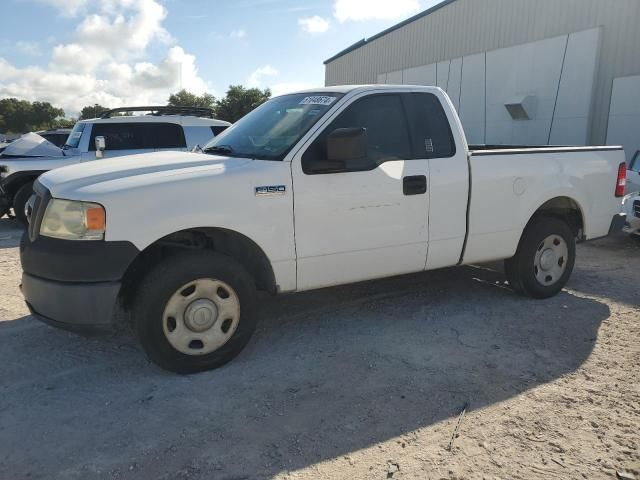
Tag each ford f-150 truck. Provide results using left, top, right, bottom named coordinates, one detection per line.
left=20, top=86, right=627, bottom=373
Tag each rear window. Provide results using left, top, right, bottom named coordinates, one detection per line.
left=405, top=93, right=456, bottom=158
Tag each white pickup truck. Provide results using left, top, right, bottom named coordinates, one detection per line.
left=20, top=86, right=627, bottom=373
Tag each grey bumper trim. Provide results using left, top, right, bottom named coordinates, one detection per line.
left=21, top=273, right=120, bottom=329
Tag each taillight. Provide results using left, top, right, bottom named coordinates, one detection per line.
left=615, top=162, right=626, bottom=197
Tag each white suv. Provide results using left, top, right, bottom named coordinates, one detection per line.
left=0, top=106, right=231, bottom=223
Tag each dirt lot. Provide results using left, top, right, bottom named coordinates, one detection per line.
left=0, top=217, right=638, bottom=480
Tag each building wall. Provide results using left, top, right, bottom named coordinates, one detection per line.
left=325, top=0, right=640, bottom=146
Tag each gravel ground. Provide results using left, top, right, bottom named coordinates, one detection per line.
left=0, top=217, right=638, bottom=480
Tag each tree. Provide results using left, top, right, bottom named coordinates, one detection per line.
left=215, top=85, right=271, bottom=123
left=0, top=98, right=65, bottom=133
left=79, top=104, right=108, bottom=120
left=167, top=89, right=216, bottom=109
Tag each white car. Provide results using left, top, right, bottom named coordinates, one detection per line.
left=0, top=106, right=230, bottom=223
left=20, top=85, right=627, bottom=373
left=622, top=193, right=640, bottom=238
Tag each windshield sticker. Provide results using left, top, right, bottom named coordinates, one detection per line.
left=299, top=96, right=337, bottom=106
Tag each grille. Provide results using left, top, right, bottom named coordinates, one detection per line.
left=634, top=200, right=640, bottom=219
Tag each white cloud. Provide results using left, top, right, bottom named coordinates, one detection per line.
left=247, top=65, right=278, bottom=88
left=230, top=29, right=247, bottom=39
left=74, top=0, right=174, bottom=59
left=298, top=16, right=330, bottom=34
left=333, top=0, right=420, bottom=22
left=16, top=41, right=42, bottom=56
left=0, top=0, right=210, bottom=116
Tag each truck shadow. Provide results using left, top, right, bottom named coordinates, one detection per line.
left=0, top=264, right=609, bottom=479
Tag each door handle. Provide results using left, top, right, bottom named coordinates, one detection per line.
left=403, top=175, right=427, bottom=195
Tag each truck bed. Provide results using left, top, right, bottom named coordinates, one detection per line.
left=461, top=146, right=625, bottom=265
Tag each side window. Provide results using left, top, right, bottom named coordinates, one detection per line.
left=89, top=123, right=153, bottom=151
left=405, top=93, right=455, bottom=158
left=211, top=125, right=229, bottom=136
left=302, top=94, right=411, bottom=174
left=154, top=123, right=186, bottom=149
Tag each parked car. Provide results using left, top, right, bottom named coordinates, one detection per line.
left=0, top=106, right=231, bottom=223
left=627, top=150, right=640, bottom=194
left=36, top=128, right=72, bottom=148
left=20, top=86, right=627, bottom=373
left=622, top=193, right=640, bottom=239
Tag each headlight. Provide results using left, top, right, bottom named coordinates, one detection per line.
left=40, top=199, right=106, bottom=240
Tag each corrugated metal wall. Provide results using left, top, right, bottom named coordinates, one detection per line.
left=324, top=0, right=640, bottom=145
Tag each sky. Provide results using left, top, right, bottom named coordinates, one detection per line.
left=0, top=0, right=439, bottom=117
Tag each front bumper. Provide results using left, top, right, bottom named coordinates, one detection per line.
left=22, top=273, right=121, bottom=330
left=20, top=185, right=140, bottom=330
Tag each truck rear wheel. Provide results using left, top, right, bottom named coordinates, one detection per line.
left=13, top=181, right=34, bottom=226
left=133, top=251, right=258, bottom=373
left=504, top=216, right=575, bottom=299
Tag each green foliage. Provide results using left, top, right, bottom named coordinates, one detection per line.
left=214, top=85, right=271, bottom=123
left=0, top=98, right=65, bottom=133
left=167, top=89, right=216, bottom=109
left=79, top=104, right=109, bottom=120
left=167, top=86, right=271, bottom=123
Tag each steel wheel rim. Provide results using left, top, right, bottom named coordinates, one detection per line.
left=162, top=278, right=241, bottom=356
left=533, top=234, right=569, bottom=287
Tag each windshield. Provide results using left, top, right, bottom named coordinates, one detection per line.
left=202, top=93, right=343, bottom=160
left=63, top=122, right=86, bottom=149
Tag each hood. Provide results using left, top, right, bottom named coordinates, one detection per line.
left=38, top=150, right=252, bottom=198
left=1, top=132, right=64, bottom=158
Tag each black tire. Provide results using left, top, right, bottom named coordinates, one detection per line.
left=133, top=250, right=258, bottom=374
left=12, top=181, right=34, bottom=226
left=504, top=216, right=576, bottom=299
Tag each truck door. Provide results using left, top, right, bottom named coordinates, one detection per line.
left=291, top=92, right=430, bottom=290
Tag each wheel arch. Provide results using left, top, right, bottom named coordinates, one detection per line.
left=118, top=226, right=277, bottom=308
left=524, top=195, right=585, bottom=241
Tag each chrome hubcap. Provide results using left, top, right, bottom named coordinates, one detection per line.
left=534, top=234, right=568, bottom=286
left=162, top=278, right=241, bottom=356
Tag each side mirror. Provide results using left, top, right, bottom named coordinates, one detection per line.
left=95, top=136, right=106, bottom=158
left=327, top=127, right=367, bottom=162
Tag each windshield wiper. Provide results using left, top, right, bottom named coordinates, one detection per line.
left=203, top=145, right=234, bottom=155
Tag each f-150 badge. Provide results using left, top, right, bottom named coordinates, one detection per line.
left=255, top=185, right=286, bottom=196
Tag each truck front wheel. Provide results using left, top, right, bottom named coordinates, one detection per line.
left=133, top=251, right=258, bottom=373
left=504, top=216, right=576, bottom=299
